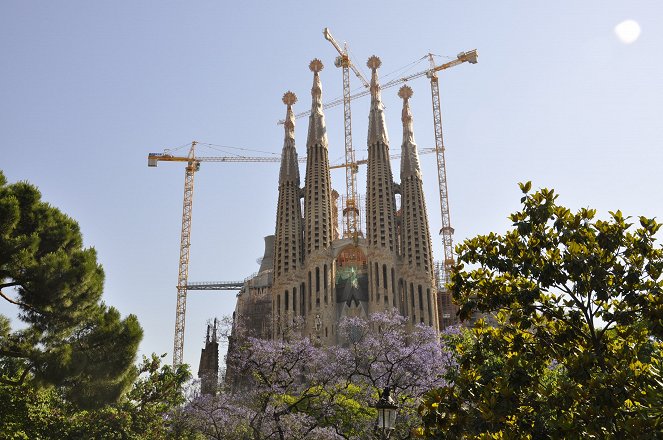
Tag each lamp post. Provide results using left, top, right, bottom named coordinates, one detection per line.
left=375, top=387, right=398, bottom=439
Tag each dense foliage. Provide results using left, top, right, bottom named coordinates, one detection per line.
left=0, top=354, right=199, bottom=439
left=419, top=183, right=663, bottom=438
left=184, top=311, right=455, bottom=439
left=0, top=171, right=143, bottom=408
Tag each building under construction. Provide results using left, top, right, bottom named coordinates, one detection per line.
left=231, top=56, right=456, bottom=345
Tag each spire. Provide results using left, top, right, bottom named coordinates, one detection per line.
left=398, top=85, right=422, bottom=179
left=367, top=56, right=389, bottom=146
left=279, top=91, right=299, bottom=184
left=306, top=59, right=328, bottom=149
left=303, top=58, right=333, bottom=255
left=274, top=90, right=304, bottom=279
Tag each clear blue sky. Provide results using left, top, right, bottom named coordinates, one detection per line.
left=2, top=2, right=662, bottom=369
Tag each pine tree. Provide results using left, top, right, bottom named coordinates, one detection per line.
left=0, top=171, right=142, bottom=409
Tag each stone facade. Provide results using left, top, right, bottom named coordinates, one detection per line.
left=234, top=57, right=440, bottom=346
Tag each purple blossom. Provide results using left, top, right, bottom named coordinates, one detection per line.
left=184, top=310, right=456, bottom=438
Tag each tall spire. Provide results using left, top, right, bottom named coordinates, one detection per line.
left=302, top=59, right=335, bottom=343
left=274, top=91, right=303, bottom=280
left=398, top=85, right=437, bottom=328
left=306, top=59, right=328, bottom=149
left=304, top=59, right=333, bottom=255
left=279, top=91, right=299, bottom=184
left=367, top=55, right=389, bottom=146
left=365, top=55, right=396, bottom=252
left=398, top=85, right=422, bottom=179
left=365, top=55, right=398, bottom=314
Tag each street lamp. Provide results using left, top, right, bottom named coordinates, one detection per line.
left=375, top=387, right=398, bottom=438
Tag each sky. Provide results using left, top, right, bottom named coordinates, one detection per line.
left=2, top=2, right=662, bottom=370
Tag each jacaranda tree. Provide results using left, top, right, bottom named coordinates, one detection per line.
left=184, top=311, right=455, bottom=439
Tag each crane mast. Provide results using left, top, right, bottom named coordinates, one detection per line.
left=428, top=55, right=455, bottom=277
left=341, top=58, right=359, bottom=239
left=323, top=28, right=368, bottom=240
left=174, top=141, right=198, bottom=366
left=426, top=53, right=477, bottom=329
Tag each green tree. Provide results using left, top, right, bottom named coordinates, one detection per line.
left=0, top=354, right=202, bottom=439
left=0, top=171, right=143, bottom=408
left=419, top=183, right=663, bottom=439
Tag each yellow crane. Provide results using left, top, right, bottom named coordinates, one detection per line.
left=426, top=52, right=478, bottom=328
left=148, top=141, right=438, bottom=366
left=148, top=142, right=303, bottom=366
left=323, top=27, right=369, bottom=241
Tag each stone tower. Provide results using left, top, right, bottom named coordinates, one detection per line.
left=272, top=91, right=304, bottom=338
left=302, top=59, right=336, bottom=342
left=365, top=56, right=399, bottom=314
left=397, top=86, right=438, bottom=327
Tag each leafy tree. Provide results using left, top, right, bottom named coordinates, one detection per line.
left=419, top=183, right=663, bottom=438
left=184, top=311, right=454, bottom=439
left=0, top=171, right=142, bottom=408
left=0, top=354, right=201, bottom=439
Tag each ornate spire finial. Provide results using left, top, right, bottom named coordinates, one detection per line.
left=282, top=91, right=297, bottom=107
left=282, top=91, right=297, bottom=136
left=307, top=59, right=328, bottom=149
left=398, top=85, right=413, bottom=101
left=309, top=58, right=324, bottom=73
left=367, top=55, right=388, bottom=145
left=279, top=90, right=299, bottom=184
left=367, top=55, right=382, bottom=71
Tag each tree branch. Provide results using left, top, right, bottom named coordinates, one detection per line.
left=0, top=286, right=39, bottom=314
left=0, top=366, right=31, bottom=386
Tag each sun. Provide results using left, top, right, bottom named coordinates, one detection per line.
left=614, top=19, right=641, bottom=44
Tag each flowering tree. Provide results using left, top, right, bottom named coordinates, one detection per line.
left=183, top=311, right=454, bottom=439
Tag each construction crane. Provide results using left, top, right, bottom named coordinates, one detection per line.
left=148, top=142, right=303, bottom=366
left=149, top=141, right=198, bottom=367
left=323, top=27, right=369, bottom=241
left=426, top=52, right=478, bottom=329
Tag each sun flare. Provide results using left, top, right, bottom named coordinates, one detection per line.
left=615, top=19, right=641, bottom=44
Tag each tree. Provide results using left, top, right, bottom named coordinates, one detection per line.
left=184, top=311, right=454, bottom=439
left=0, top=171, right=143, bottom=408
left=419, top=183, right=663, bottom=438
left=0, top=354, right=201, bottom=439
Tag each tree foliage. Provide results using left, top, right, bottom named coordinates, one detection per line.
left=419, top=184, right=663, bottom=438
left=184, top=311, right=455, bottom=439
left=0, top=354, right=201, bottom=439
left=0, top=171, right=142, bottom=408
